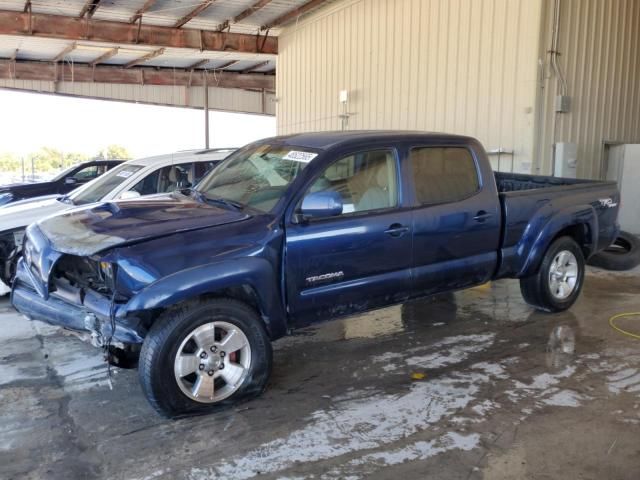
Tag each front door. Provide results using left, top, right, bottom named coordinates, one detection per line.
left=285, top=148, right=413, bottom=326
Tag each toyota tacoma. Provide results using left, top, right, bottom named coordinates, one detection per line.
left=11, top=131, right=620, bottom=417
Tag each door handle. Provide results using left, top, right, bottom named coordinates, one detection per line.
left=384, top=223, right=410, bottom=237
left=473, top=211, right=493, bottom=222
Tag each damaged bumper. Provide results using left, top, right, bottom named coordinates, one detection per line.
left=11, top=258, right=144, bottom=345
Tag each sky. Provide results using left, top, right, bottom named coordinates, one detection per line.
left=0, top=89, right=276, bottom=158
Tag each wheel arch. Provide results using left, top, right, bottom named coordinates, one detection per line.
left=119, top=257, right=287, bottom=340
left=519, top=205, right=597, bottom=277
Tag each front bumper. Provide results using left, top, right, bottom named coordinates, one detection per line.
left=11, top=258, right=143, bottom=345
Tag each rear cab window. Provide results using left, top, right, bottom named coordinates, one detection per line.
left=409, top=146, right=480, bottom=205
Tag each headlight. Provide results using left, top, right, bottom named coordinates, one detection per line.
left=13, top=229, right=25, bottom=249
left=98, top=261, right=116, bottom=290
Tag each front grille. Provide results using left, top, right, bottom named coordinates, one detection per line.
left=52, top=255, right=113, bottom=298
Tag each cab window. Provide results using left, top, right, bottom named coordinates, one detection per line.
left=304, top=149, right=397, bottom=214
left=409, top=147, right=479, bottom=205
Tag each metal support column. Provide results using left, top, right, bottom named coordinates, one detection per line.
left=203, top=71, right=209, bottom=149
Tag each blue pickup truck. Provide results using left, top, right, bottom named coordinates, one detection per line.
left=12, top=131, right=620, bottom=417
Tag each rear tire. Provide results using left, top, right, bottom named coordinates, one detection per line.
left=520, top=236, right=585, bottom=312
left=138, top=298, right=272, bottom=418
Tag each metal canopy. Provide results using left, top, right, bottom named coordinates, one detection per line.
left=0, top=0, right=333, bottom=92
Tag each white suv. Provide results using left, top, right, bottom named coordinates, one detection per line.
left=0, top=148, right=234, bottom=292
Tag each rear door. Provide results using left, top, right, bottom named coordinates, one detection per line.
left=285, top=148, right=413, bottom=326
left=408, top=146, right=500, bottom=296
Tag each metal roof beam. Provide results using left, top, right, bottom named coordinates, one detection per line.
left=241, top=60, right=270, bottom=73
left=51, top=42, right=76, bottom=62
left=214, top=60, right=240, bottom=70
left=0, top=59, right=275, bottom=90
left=174, top=1, right=216, bottom=28
left=130, top=0, right=158, bottom=23
left=79, top=0, right=102, bottom=19
left=0, top=10, right=278, bottom=55
left=262, top=0, right=328, bottom=30
left=89, top=47, right=118, bottom=66
left=187, top=58, right=210, bottom=70
left=218, top=0, right=273, bottom=31
left=124, top=48, right=165, bottom=68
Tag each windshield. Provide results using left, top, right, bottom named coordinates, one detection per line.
left=196, top=144, right=317, bottom=212
left=69, top=163, right=145, bottom=205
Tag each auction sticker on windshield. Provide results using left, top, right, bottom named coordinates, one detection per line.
left=283, top=151, right=318, bottom=163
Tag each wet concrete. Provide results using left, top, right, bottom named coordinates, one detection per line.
left=1, top=267, right=640, bottom=480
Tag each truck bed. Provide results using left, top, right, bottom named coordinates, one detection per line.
left=494, top=171, right=620, bottom=279
left=494, top=171, right=603, bottom=193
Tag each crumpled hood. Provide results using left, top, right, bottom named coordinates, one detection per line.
left=36, top=193, right=250, bottom=256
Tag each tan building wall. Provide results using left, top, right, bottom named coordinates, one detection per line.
left=537, top=0, right=640, bottom=178
left=277, top=0, right=544, bottom=173
left=277, top=0, right=640, bottom=178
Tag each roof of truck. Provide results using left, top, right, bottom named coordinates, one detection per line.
left=263, top=130, right=475, bottom=150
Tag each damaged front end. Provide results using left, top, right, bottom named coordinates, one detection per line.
left=11, top=225, right=147, bottom=351
left=0, top=228, right=25, bottom=286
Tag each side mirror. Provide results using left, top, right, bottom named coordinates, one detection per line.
left=119, top=190, right=141, bottom=200
left=298, top=191, right=343, bottom=220
left=64, top=177, right=77, bottom=185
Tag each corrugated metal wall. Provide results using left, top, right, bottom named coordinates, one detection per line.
left=278, top=0, right=640, bottom=179
left=277, top=0, right=544, bottom=173
left=537, top=0, right=640, bottom=178
left=0, top=79, right=276, bottom=116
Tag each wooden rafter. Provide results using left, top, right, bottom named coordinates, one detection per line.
left=89, top=47, right=118, bottom=67
left=130, top=0, right=158, bottom=23
left=174, top=1, right=216, bottom=28
left=79, top=0, right=102, bottom=19
left=52, top=43, right=76, bottom=62
left=124, top=48, right=165, bottom=68
left=0, top=59, right=275, bottom=90
left=262, top=0, right=328, bottom=30
left=0, top=10, right=278, bottom=54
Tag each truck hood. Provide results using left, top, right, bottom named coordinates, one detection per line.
left=36, top=193, right=251, bottom=256
left=0, top=181, right=56, bottom=195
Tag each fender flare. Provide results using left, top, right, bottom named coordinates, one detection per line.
left=118, top=257, right=287, bottom=339
left=518, top=204, right=598, bottom=277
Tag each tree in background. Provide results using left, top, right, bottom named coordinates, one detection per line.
left=95, top=145, right=133, bottom=161
left=0, top=145, right=133, bottom=175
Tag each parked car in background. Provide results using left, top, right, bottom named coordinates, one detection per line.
left=10, top=131, right=620, bottom=416
left=0, top=148, right=233, bottom=291
left=0, top=159, right=123, bottom=206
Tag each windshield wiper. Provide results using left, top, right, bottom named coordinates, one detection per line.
left=200, top=193, right=244, bottom=211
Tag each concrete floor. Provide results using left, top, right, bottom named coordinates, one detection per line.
left=1, top=268, right=640, bottom=480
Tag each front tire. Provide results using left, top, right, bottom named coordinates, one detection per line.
left=138, top=298, right=272, bottom=418
left=520, top=236, right=585, bottom=312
